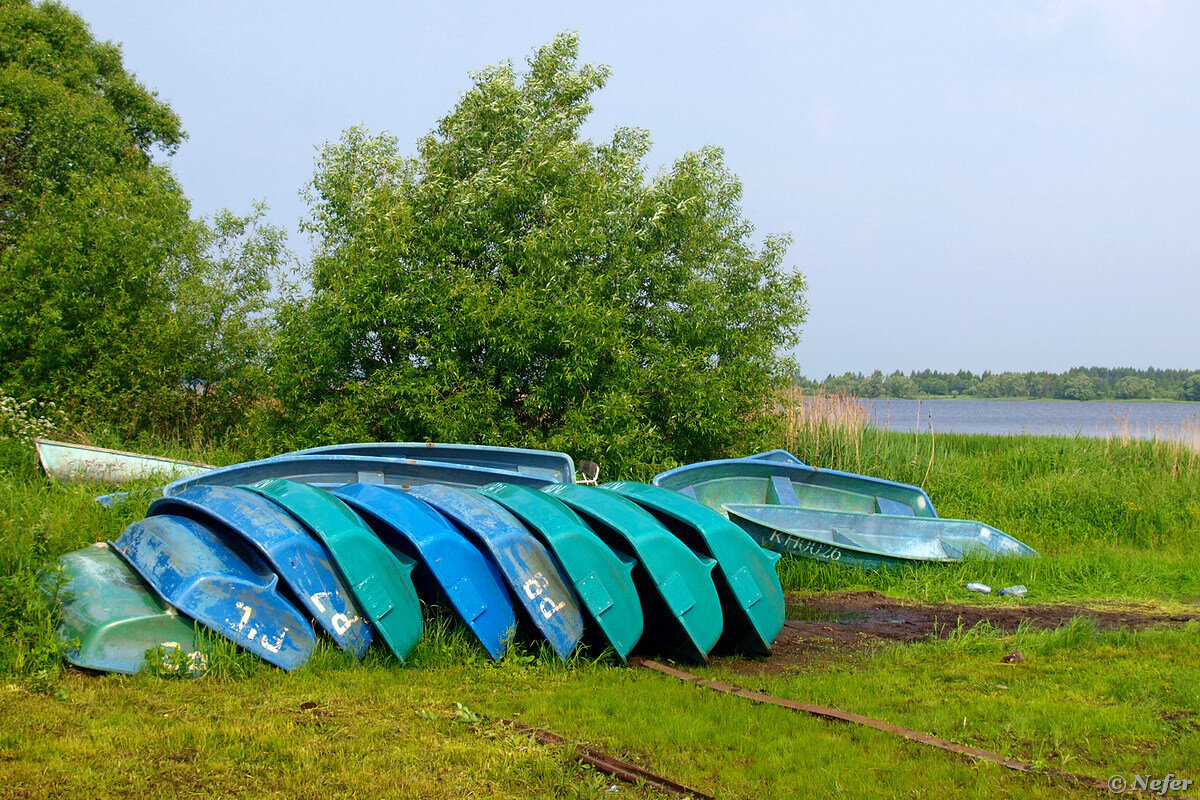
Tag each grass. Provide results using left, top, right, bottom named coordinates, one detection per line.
left=1, top=409, right=1199, bottom=799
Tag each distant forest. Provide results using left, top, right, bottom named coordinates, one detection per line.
left=798, top=367, right=1200, bottom=402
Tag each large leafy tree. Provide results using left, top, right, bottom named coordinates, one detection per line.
left=0, top=0, right=195, bottom=420
left=278, top=34, right=807, bottom=474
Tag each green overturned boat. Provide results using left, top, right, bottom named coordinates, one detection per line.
left=602, top=481, right=784, bottom=655
left=47, top=543, right=202, bottom=675
left=724, top=504, right=1038, bottom=569
left=542, top=483, right=722, bottom=662
left=245, top=479, right=425, bottom=662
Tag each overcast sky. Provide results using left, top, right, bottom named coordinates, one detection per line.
left=64, top=0, right=1200, bottom=379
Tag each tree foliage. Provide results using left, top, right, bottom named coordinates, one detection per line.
left=276, top=34, right=807, bottom=473
left=0, top=0, right=193, bottom=418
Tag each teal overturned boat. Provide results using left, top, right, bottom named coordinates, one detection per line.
left=542, top=483, right=722, bottom=663
left=245, top=479, right=425, bottom=662
left=602, top=481, right=784, bottom=655
left=724, top=504, right=1038, bottom=569
left=654, top=457, right=937, bottom=517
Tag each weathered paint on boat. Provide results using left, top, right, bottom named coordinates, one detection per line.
left=477, top=482, right=643, bottom=660
left=723, top=504, right=1038, bottom=569
left=148, top=485, right=372, bottom=657
left=164, top=454, right=553, bottom=496
left=602, top=480, right=784, bottom=655
left=541, top=483, right=722, bottom=663
left=244, top=479, right=424, bottom=662
left=47, top=543, right=201, bottom=675
left=289, top=442, right=576, bottom=484
left=654, top=458, right=937, bottom=518
left=407, top=484, right=585, bottom=660
left=35, top=438, right=213, bottom=485
left=113, top=514, right=316, bottom=670
left=744, top=449, right=807, bottom=466
left=332, top=483, right=515, bottom=660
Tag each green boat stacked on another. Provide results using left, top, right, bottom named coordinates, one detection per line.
left=47, top=543, right=202, bottom=675
left=245, top=479, right=425, bottom=662
left=478, top=482, right=644, bottom=660
left=602, top=480, right=784, bottom=655
left=542, top=483, right=723, bottom=663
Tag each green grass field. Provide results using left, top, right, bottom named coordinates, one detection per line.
left=1, top=426, right=1198, bottom=799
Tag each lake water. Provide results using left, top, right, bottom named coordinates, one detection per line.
left=862, top=398, right=1200, bottom=442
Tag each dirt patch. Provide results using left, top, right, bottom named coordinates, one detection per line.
left=725, top=591, right=1198, bottom=674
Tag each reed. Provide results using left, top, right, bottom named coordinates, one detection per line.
left=777, top=386, right=868, bottom=471
left=775, top=387, right=939, bottom=489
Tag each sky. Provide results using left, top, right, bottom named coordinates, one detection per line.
left=63, top=0, right=1200, bottom=379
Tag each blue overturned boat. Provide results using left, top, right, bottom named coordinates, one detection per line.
left=408, top=484, right=585, bottom=660
left=289, top=442, right=576, bottom=484
left=113, top=514, right=316, bottom=670
left=245, top=479, right=425, bottom=662
left=478, top=482, right=643, bottom=660
left=654, top=457, right=937, bottom=518
left=147, top=485, right=372, bottom=657
left=542, top=483, right=722, bottom=663
left=724, top=504, right=1038, bottom=569
left=332, top=483, right=516, bottom=660
left=163, top=454, right=554, bottom=496
left=603, top=480, right=784, bottom=655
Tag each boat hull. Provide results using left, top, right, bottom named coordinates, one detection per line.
left=244, top=479, right=424, bottom=662
left=148, top=485, right=372, bottom=657
left=542, top=483, right=722, bottom=663
left=35, top=438, right=213, bottom=485
left=289, top=442, right=576, bottom=484
left=724, top=504, right=1038, bottom=569
left=478, top=482, right=643, bottom=660
left=113, top=514, right=316, bottom=670
left=654, top=458, right=937, bottom=518
left=47, top=543, right=201, bottom=675
left=332, top=483, right=515, bottom=660
left=602, top=480, right=784, bottom=656
left=164, top=454, right=553, bottom=496
left=408, top=484, right=584, bottom=661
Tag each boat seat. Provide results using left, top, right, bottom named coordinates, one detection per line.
left=875, top=496, right=915, bottom=516
left=940, top=541, right=962, bottom=560
left=830, top=528, right=864, bottom=548
left=678, top=485, right=698, bottom=499
left=769, top=475, right=801, bottom=506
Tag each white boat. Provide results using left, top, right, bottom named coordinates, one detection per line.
left=34, top=438, right=214, bottom=485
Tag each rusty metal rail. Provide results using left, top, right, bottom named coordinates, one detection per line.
left=499, top=719, right=713, bottom=799
left=636, top=659, right=1195, bottom=800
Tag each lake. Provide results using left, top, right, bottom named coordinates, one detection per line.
left=862, top=398, right=1200, bottom=442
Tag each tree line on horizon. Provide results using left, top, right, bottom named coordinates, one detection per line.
left=798, top=367, right=1200, bottom=402
left=0, top=4, right=807, bottom=474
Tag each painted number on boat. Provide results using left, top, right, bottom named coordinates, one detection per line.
left=523, top=572, right=567, bottom=620
left=765, top=531, right=843, bottom=562
left=228, top=601, right=290, bottom=653
left=310, top=590, right=358, bottom=635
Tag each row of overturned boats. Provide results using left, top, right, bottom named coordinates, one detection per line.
left=40, top=441, right=1036, bottom=675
